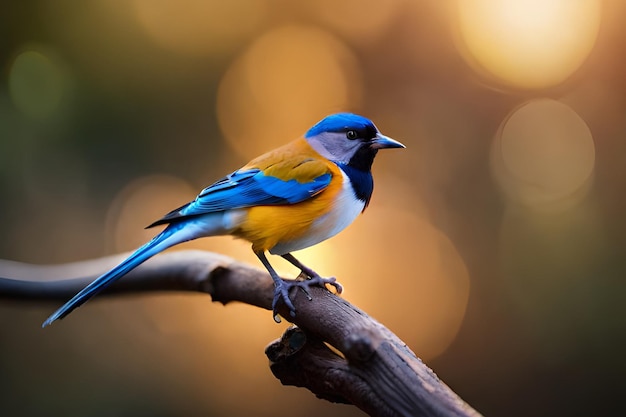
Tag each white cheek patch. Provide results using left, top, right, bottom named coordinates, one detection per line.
left=306, top=132, right=361, bottom=164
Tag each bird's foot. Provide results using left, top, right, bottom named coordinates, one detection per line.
left=271, top=275, right=343, bottom=323
left=295, top=272, right=343, bottom=297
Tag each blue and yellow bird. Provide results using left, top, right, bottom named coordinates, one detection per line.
left=42, top=113, right=404, bottom=327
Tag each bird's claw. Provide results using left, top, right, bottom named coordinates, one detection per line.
left=272, top=280, right=296, bottom=323
left=299, top=274, right=343, bottom=295
left=271, top=275, right=343, bottom=323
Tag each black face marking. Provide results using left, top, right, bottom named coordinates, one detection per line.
left=336, top=162, right=374, bottom=208
left=347, top=144, right=379, bottom=172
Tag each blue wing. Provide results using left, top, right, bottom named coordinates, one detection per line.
left=148, top=168, right=331, bottom=227
left=42, top=167, right=330, bottom=327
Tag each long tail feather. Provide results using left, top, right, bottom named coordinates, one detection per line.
left=42, top=222, right=193, bottom=327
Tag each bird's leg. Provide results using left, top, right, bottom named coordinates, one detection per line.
left=255, top=251, right=297, bottom=323
left=255, top=251, right=344, bottom=322
left=281, top=253, right=343, bottom=297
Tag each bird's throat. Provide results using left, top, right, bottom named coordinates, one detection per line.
left=335, top=162, right=374, bottom=208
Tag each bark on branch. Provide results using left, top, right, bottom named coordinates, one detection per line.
left=0, top=250, right=481, bottom=417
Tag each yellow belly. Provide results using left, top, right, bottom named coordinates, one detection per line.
left=233, top=177, right=341, bottom=253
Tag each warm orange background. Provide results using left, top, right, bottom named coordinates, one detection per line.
left=1, top=1, right=625, bottom=416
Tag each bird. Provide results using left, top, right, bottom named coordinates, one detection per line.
left=42, top=113, right=404, bottom=327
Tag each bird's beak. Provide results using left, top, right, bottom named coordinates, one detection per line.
left=370, top=133, right=406, bottom=150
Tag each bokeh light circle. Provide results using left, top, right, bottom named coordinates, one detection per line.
left=104, top=175, right=197, bottom=252
left=8, top=47, right=70, bottom=120
left=216, top=25, right=363, bottom=160
left=456, top=0, right=601, bottom=88
left=133, top=0, right=269, bottom=56
left=491, top=99, right=595, bottom=209
left=294, top=178, right=470, bottom=360
left=304, top=0, right=399, bottom=45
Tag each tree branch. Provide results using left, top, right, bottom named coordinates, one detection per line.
left=0, top=250, right=481, bottom=417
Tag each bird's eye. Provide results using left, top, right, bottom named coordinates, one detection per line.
left=346, top=130, right=358, bottom=140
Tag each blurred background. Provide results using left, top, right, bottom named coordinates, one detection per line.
left=1, top=0, right=625, bottom=416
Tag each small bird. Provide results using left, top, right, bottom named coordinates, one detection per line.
left=42, top=113, right=404, bottom=327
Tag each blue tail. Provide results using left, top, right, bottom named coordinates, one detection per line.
left=42, top=223, right=193, bottom=327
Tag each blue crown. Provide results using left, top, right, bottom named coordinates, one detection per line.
left=305, top=113, right=376, bottom=138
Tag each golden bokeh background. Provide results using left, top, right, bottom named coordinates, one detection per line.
left=1, top=1, right=626, bottom=416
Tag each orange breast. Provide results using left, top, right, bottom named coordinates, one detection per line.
left=232, top=137, right=344, bottom=252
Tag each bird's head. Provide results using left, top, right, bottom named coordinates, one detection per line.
left=304, top=113, right=405, bottom=171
